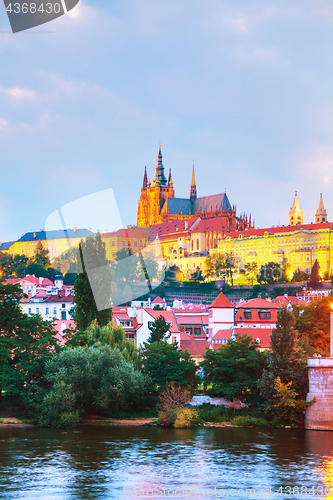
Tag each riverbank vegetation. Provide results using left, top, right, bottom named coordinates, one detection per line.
left=0, top=259, right=329, bottom=428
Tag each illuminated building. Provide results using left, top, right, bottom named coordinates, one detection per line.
left=218, top=194, right=332, bottom=276
left=101, top=227, right=150, bottom=262
left=10, top=229, right=94, bottom=261
left=137, top=144, right=253, bottom=230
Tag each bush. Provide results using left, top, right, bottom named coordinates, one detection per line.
left=197, top=404, right=225, bottom=422
left=174, top=408, right=199, bottom=428
left=26, top=344, right=156, bottom=427
left=158, top=384, right=191, bottom=427
left=233, top=415, right=258, bottom=427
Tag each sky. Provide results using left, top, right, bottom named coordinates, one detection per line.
left=0, top=0, right=333, bottom=241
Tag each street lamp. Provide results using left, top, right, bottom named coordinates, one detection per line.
left=331, top=304, right=333, bottom=357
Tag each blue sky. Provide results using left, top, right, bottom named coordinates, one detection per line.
left=0, top=0, right=333, bottom=241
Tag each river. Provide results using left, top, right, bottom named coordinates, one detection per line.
left=0, top=426, right=333, bottom=500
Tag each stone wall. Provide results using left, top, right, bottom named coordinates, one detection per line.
left=305, top=357, right=333, bottom=430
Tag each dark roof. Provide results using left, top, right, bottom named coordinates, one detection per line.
left=194, top=193, right=231, bottom=214
left=166, top=198, right=193, bottom=215
left=18, top=229, right=94, bottom=242
left=0, top=241, right=15, bottom=250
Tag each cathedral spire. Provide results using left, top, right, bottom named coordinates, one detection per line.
left=315, top=193, right=328, bottom=223
left=190, top=162, right=197, bottom=202
left=153, top=142, right=167, bottom=187
left=142, top=166, right=148, bottom=190
left=168, top=168, right=173, bottom=187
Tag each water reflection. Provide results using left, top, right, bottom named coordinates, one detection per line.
left=0, top=426, right=333, bottom=499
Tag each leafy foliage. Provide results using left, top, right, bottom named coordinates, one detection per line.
left=204, top=252, right=237, bottom=283
left=147, top=315, right=170, bottom=343
left=174, top=407, right=199, bottom=428
left=257, top=262, right=283, bottom=284
left=258, top=308, right=308, bottom=418
left=26, top=344, right=156, bottom=427
left=66, top=320, right=141, bottom=367
left=141, top=341, right=198, bottom=391
left=201, top=333, right=265, bottom=402
left=273, top=376, right=314, bottom=426
left=309, top=259, right=321, bottom=289
left=292, top=297, right=331, bottom=354
left=73, top=233, right=113, bottom=330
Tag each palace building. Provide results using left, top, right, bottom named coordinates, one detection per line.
left=218, top=194, right=332, bottom=276
left=137, top=144, right=254, bottom=231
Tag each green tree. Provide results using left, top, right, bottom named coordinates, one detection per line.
left=25, top=344, right=156, bottom=427
left=273, top=376, right=314, bottom=426
left=189, top=266, right=205, bottom=282
left=309, top=259, right=321, bottom=289
left=73, top=234, right=113, bottom=330
left=257, top=262, right=282, bottom=284
left=66, top=320, right=141, bottom=366
left=141, top=341, right=198, bottom=391
left=30, top=241, right=51, bottom=269
left=164, top=264, right=183, bottom=282
left=0, top=254, right=29, bottom=278
left=0, top=280, right=60, bottom=405
left=201, top=333, right=265, bottom=403
left=292, top=267, right=309, bottom=283
left=293, top=297, right=331, bottom=354
left=244, top=261, right=258, bottom=285
left=147, top=315, right=170, bottom=343
left=258, top=308, right=308, bottom=417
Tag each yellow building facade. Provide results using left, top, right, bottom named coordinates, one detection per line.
left=10, top=229, right=94, bottom=262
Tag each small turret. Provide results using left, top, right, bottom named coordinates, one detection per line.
left=315, top=193, right=328, bottom=223
left=168, top=168, right=173, bottom=187
left=190, top=163, right=197, bottom=202
left=289, top=191, right=303, bottom=226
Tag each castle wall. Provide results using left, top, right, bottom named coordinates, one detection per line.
left=305, top=357, right=333, bottom=430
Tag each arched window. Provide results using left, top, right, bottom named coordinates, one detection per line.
left=196, top=239, right=199, bottom=251
left=191, top=240, right=194, bottom=251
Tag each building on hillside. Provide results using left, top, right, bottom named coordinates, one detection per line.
left=20, top=287, right=73, bottom=321
left=234, top=298, right=280, bottom=329
left=4, top=275, right=58, bottom=294
left=173, top=305, right=208, bottom=338
left=101, top=227, right=150, bottom=262
left=218, top=193, right=331, bottom=278
left=112, top=306, right=138, bottom=342
left=10, top=229, right=94, bottom=261
left=148, top=217, right=232, bottom=277
left=0, top=241, right=15, bottom=254
left=135, top=308, right=181, bottom=347
left=137, top=144, right=254, bottom=231
left=208, top=293, right=235, bottom=340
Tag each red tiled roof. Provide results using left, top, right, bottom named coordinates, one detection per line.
left=223, top=222, right=331, bottom=240
left=44, top=293, right=73, bottom=303
left=144, top=309, right=180, bottom=333
left=152, top=296, right=166, bottom=304
left=272, top=296, right=301, bottom=305
left=236, top=298, right=280, bottom=309
left=208, top=293, right=234, bottom=309
left=180, top=337, right=210, bottom=356
left=212, top=327, right=272, bottom=349
left=176, top=316, right=204, bottom=325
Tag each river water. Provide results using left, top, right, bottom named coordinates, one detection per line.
left=0, top=426, right=333, bottom=500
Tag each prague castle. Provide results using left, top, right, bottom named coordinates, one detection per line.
left=137, top=144, right=254, bottom=231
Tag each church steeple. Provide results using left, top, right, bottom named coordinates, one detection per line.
left=190, top=163, right=197, bottom=202
left=289, top=191, right=303, bottom=226
left=168, top=168, right=173, bottom=187
left=153, top=142, right=167, bottom=187
left=315, top=193, right=327, bottom=223
left=142, top=166, right=148, bottom=190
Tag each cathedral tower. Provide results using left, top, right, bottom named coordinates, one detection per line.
left=315, top=193, right=328, bottom=224
left=190, top=164, right=197, bottom=203
left=137, top=144, right=175, bottom=226
left=289, top=191, right=303, bottom=226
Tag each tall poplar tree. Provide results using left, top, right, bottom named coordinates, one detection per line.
left=73, top=233, right=113, bottom=330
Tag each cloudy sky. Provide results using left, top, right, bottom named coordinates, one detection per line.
left=0, top=0, right=333, bottom=241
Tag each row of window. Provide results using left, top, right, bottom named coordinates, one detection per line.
left=185, top=326, right=202, bottom=336
left=28, top=307, right=68, bottom=319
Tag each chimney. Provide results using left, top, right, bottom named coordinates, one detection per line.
left=39, top=277, right=43, bottom=285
